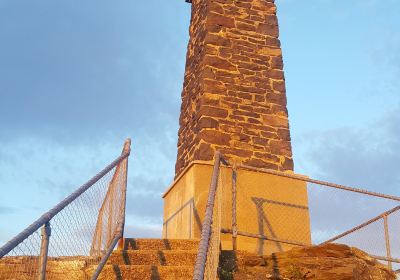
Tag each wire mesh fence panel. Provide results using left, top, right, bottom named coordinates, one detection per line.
left=49, top=169, right=115, bottom=257
left=307, top=183, right=399, bottom=246
left=329, top=217, right=387, bottom=254
left=307, top=183, right=400, bottom=274
left=0, top=140, right=130, bottom=280
left=388, top=210, right=400, bottom=272
left=91, top=158, right=127, bottom=258
left=0, top=231, right=42, bottom=280
left=204, top=164, right=224, bottom=280
left=235, top=171, right=311, bottom=255
left=233, top=165, right=400, bottom=269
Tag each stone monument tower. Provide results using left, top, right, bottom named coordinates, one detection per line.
left=175, top=0, right=293, bottom=178
left=163, top=0, right=310, bottom=254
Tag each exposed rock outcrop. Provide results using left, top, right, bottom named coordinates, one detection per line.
left=220, top=243, right=396, bottom=280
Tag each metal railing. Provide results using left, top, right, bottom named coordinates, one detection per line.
left=166, top=152, right=400, bottom=278
left=192, top=151, right=228, bottom=280
left=221, top=163, right=400, bottom=272
left=0, top=139, right=131, bottom=280
left=321, top=206, right=400, bottom=270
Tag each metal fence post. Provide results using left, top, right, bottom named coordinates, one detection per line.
left=118, top=140, right=130, bottom=250
left=232, top=165, right=238, bottom=251
left=38, top=222, right=51, bottom=280
left=383, top=215, right=392, bottom=270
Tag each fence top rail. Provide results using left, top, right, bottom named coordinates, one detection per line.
left=163, top=159, right=400, bottom=202
left=237, top=164, right=400, bottom=202
left=0, top=139, right=131, bottom=259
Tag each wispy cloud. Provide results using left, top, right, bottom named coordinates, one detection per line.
left=0, top=0, right=190, bottom=241
left=0, top=134, right=176, bottom=242
left=0, top=0, right=188, bottom=144
left=0, top=206, right=18, bottom=215
left=298, top=106, right=400, bottom=195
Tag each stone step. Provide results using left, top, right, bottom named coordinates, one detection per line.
left=123, top=238, right=199, bottom=251
left=108, top=249, right=197, bottom=266
left=89, top=264, right=194, bottom=280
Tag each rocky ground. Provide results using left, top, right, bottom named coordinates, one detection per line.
left=220, top=243, right=396, bottom=280
left=0, top=241, right=396, bottom=279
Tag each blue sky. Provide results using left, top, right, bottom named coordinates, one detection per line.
left=0, top=0, right=399, bottom=245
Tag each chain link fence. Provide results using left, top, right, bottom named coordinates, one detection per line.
left=320, top=205, right=400, bottom=271
left=0, top=140, right=130, bottom=280
left=223, top=164, right=400, bottom=274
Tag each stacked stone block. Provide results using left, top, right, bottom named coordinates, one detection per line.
left=176, top=0, right=293, bottom=177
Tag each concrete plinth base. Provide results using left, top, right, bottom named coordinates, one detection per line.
left=162, top=162, right=311, bottom=255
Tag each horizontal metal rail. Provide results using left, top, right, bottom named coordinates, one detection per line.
left=321, top=206, right=400, bottom=245
left=0, top=151, right=130, bottom=258
left=238, top=164, right=400, bottom=202
left=221, top=228, right=310, bottom=247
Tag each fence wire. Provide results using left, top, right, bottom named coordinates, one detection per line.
left=0, top=140, right=130, bottom=280
left=323, top=206, right=400, bottom=271
left=0, top=232, right=42, bottom=280
left=231, top=165, right=400, bottom=272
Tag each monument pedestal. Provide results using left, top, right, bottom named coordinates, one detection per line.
left=162, top=162, right=311, bottom=255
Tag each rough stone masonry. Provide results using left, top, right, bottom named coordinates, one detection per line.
left=175, top=0, right=293, bottom=177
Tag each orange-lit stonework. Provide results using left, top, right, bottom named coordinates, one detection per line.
left=164, top=0, right=310, bottom=255
left=175, top=0, right=293, bottom=178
